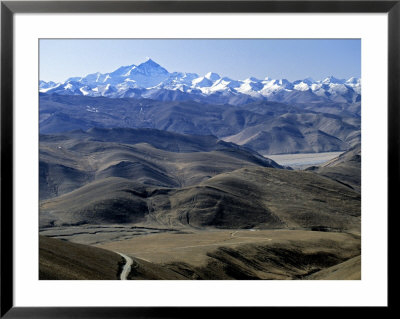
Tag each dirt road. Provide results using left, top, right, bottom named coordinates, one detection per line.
left=117, top=252, right=133, bottom=280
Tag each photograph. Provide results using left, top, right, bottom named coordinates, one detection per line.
left=38, top=38, right=362, bottom=281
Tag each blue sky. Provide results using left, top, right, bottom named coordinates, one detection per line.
left=40, top=39, right=360, bottom=82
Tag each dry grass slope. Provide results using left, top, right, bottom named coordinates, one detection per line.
left=39, top=129, right=362, bottom=280
left=305, top=255, right=361, bottom=280
left=307, top=143, right=361, bottom=193
left=40, top=166, right=361, bottom=230
left=39, top=128, right=281, bottom=200
left=99, top=229, right=361, bottom=280
left=131, top=166, right=360, bottom=230
left=39, top=235, right=123, bottom=280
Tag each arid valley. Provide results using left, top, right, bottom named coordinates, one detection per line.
left=39, top=128, right=361, bottom=280
left=39, top=45, right=361, bottom=280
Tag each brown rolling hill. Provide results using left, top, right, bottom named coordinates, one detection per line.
left=160, top=166, right=359, bottom=230
left=39, top=235, right=123, bottom=280
left=98, top=229, right=361, bottom=280
left=39, top=128, right=361, bottom=280
left=306, top=143, right=361, bottom=193
left=40, top=128, right=360, bottom=231
left=305, top=255, right=361, bottom=280
left=40, top=128, right=282, bottom=200
left=40, top=166, right=360, bottom=231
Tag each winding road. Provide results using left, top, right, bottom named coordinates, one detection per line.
left=117, top=252, right=133, bottom=280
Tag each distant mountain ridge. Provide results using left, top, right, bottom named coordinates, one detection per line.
left=39, top=58, right=361, bottom=105
left=39, top=94, right=361, bottom=154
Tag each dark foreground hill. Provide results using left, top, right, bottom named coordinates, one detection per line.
left=40, top=166, right=360, bottom=232
left=306, top=144, right=361, bottom=193
left=39, top=94, right=360, bottom=155
left=305, top=255, right=361, bottom=280
left=39, top=235, right=122, bottom=280
left=40, top=230, right=361, bottom=280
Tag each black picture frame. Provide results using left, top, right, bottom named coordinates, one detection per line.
left=1, top=0, right=396, bottom=317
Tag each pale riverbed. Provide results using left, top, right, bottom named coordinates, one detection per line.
left=265, top=151, right=344, bottom=169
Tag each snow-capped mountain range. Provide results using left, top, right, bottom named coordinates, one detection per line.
left=40, top=58, right=361, bottom=105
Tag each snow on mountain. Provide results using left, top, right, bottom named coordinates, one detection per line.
left=259, top=79, right=290, bottom=97
left=236, top=78, right=264, bottom=97
left=159, top=72, right=198, bottom=91
left=192, top=76, right=214, bottom=88
left=293, top=81, right=311, bottom=91
left=204, top=72, right=221, bottom=82
left=39, top=58, right=361, bottom=105
left=39, top=80, right=58, bottom=89
left=205, top=77, right=241, bottom=94
left=345, top=77, right=361, bottom=94
left=322, top=76, right=346, bottom=84
left=39, top=82, right=61, bottom=92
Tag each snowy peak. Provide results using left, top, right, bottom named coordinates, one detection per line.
left=110, top=64, right=136, bottom=77
left=278, top=79, right=293, bottom=89
left=245, top=77, right=262, bottom=82
left=293, top=81, right=311, bottom=91
left=302, top=77, right=314, bottom=85
left=205, top=72, right=221, bottom=82
left=39, top=58, right=360, bottom=105
left=192, top=76, right=214, bottom=88
left=346, top=77, right=361, bottom=85
left=322, top=76, right=346, bottom=84
left=135, top=58, right=169, bottom=75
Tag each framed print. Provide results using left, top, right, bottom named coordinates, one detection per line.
left=1, top=0, right=396, bottom=317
